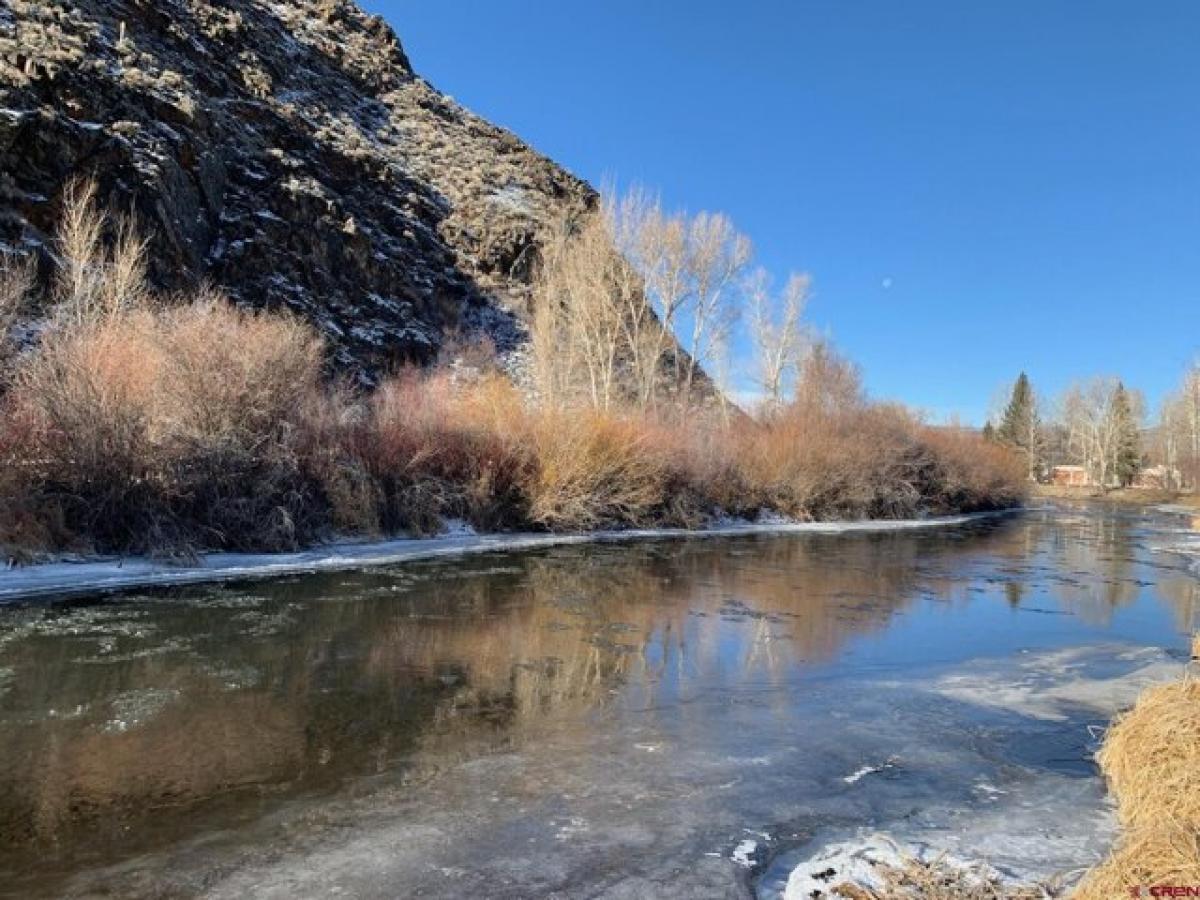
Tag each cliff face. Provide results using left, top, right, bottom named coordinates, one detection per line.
left=0, top=0, right=595, bottom=374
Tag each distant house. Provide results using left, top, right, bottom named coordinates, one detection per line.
left=1051, top=465, right=1091, bottom=487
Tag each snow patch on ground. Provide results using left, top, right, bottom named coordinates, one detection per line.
left=732, top=839, right=759, bottom=868
left=782, top=835, right=993, bottom=899
left=843, top=759, right=895, bottom=784
left=0, top=511, right=1012, bottom=603
left=439, top=519, right=477, bottom=537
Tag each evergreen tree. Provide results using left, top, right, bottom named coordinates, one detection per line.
left=981, top=421, right=996, bottom=442
left=1112, top=382, right=1142, bottom=487
left=997, top=372, right=1041, bottom=479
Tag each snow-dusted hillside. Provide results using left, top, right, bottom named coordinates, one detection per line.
left=0, top=0, right=594, bottom=376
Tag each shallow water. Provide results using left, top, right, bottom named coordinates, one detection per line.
left=0, top=503, right=1196, bottom=898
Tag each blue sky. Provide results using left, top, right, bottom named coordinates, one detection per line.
left=365, top=1, right=1200, bottom=423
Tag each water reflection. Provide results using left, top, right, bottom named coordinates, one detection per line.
left=0, top=507, right=1191, bottom=893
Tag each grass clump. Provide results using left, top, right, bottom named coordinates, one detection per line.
left=1094, top=677, right=1200, bottom=829
left=1073, top=827, right=1200, bottom=900
left=1072, top=635, right=1200, bottom=899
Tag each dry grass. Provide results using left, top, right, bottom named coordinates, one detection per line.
left=525, top=410, right=670, bottom=529
left=732, top=404, right=1025, bottom=522
left=348, top=371, right=534, bottom=535
left=1095, top=676, right=1200, bottom=829
left=1073, top=827, right=1200, bottom=900
left=1072, top=634, right=1200, bottom=898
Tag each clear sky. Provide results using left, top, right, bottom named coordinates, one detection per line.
left=364, top=1, right=1200, bottom=424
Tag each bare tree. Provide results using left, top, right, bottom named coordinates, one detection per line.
left=748, top=268, right=810, bottom=407
left=1156, top=361, right=1200, bottom=490
left=52, top=178, right=149, bottom=328
left=681, top=211, right=751, bottom=407
left=1153, top=394, right=1186, bottom=490
left=605, top=190, right=671, bottom=409
left=533, top=186, right=755, bottom=414
left=0, top=253, right=36, bottom=380
left=793, top=338, right=863, bottom=414
left=623, top=195, right=691, bottom=407
left=532, top=212, right=635, bottom=410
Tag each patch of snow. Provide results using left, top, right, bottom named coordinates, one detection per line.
left=782, top=835, right=902, bottom=898
left=780, top=835, right=1009, bottom=899
left=440, top=519, right=476, bottom=537
left=489, top=184, right=533, bottom=215
left=843, top=759, right=895, bottom=784
left=731, top=839, right=759, bottom=868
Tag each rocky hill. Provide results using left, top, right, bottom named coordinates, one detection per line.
left=0, top=0, right=595, bottom=375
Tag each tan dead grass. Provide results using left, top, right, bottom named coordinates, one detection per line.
left=1072, top=633, right=1200, bottom=898
left=526, top=410, right=669, bottom=530
left=1072, top=827, right=1200, bottom=900
left=1095, top=676, right=1200, bottom=829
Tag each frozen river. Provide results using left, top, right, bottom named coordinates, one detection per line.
left=0, top=503, right=1196, bottom=898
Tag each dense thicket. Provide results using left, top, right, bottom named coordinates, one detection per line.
left=0, top=186, right=1025, bottom=557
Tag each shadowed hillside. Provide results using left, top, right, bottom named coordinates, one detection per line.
left=0, top=0, right=593, bottom=375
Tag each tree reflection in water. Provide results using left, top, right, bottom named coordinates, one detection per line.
left=0, top=507, right=1190, bottom=894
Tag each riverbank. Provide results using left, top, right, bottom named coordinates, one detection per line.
left=0, top=187, right=1025, bottom=562
left=0, top=510, right=1014, bottom=602
left=1034, top=483, right=1200, bottom=510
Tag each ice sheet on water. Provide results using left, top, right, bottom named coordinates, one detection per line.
left=759, top=644, right=1181, bottom=900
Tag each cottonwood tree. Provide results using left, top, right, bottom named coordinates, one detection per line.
left=997, top=372, right=1042, bottom=479
left=532, top=212, right=632, bottom=410
left=607, top=189, right=680, bottom=409
left=680, top=212, right=751, bottom=407
left=1158, top=362, right=1200, bottom=490
left=544, top=187, right=755, bottom=413
left=1059, top=377, right=1143, bottom=489
left=747, top=268, right=810, bottom=408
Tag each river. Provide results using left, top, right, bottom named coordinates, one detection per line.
left=0, top=503, right=1196, bottom=898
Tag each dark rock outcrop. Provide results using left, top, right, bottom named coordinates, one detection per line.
left=0, top=0, right=595, bottom=375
